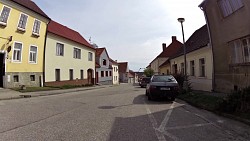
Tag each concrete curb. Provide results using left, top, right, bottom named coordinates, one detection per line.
left=0, top=85, right=113, bottom=101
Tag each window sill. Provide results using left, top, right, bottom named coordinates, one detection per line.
left=12, top=60, right=22, bottom=63
left=0, top=22, right=7, bottom=27
left=32, top=32, right=40, bottom=37
left=17, top=27, right=26, bottom=32
left=229, top=62, right=250, bottom=67
left=29, top=62, right=37, bottom=64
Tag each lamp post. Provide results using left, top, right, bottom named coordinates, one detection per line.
left=178, top=18, right=188, bottom=90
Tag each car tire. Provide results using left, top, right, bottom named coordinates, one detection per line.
left=148, top=92, right=154, bottom=101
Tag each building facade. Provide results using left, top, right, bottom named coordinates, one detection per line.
left=170, top=25, right=213, bottom=91
left=44, top=20, right=95, bottom=86
left=110, top=58, right=119, bottom=85
left=149, top=36, right=183, bottom=75
left=200, top=0, right=250, bottom=93
left=95, top=48, right=112, bottom=85
left=0, top=0, right=50, bottom=88
left=118, top=62, right=129, bottom=83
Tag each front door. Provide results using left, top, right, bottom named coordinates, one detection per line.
left=87, top=69, right=93, bottom=85
left=0, top=53, right=5, bottom=87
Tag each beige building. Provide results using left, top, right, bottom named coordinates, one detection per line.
left=149, top=36, right=182, bottom=74
left=110, top=58, right=119, bottom=85
left=44, top=20, right=95, bottom=86
left=200, top=0, right=250, bottom=93
left=170, top=25, right=213, bottom=92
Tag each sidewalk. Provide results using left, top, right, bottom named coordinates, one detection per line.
left=0, top=85, right=113, bottom=101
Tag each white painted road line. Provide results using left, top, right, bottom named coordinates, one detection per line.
left=158, top=102, right=175, bottom=132
left=165, top=123, right=212, bottom=130
left=144, top=102, right=166, bottom=141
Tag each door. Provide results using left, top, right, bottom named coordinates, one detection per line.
left=87, top=69, right=93, bottom=85
left=0, top=53, right=5, bottom=87
left=96, top=72, right=99, bottom=84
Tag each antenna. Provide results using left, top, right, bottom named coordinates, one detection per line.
left=89, top=36, right=91, bottom=43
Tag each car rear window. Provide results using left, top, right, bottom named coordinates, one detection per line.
left=152, top=75, right=175, bottom=82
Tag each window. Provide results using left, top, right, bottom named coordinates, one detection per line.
left=32, top=19, right=41, bottom=35
left=172, top=64, right=177, bottom=74
left=29, top=46, right=37, bottom=63
left=88, top=52, right=93, bottom=61
left=17, top=13, right=28, bottom=30
left=30, top=75, right=35, bottom=81
left=109, top=71, right=112, bottom=76
left=218, top=0, right=244, bottom=17
left=80, top=70, right=84, bottom=79
left=13, top=42, right=22, bottom=62
left=69, top=69, right=73, bottom=80
left=0, top=6, right=11, bottom=25
left=190, top=60, right=195, bottom=76
left=103, top=59, right=107, bottom=66
left=56, top=43, right=64, bottom=56
left=101, top=71, right=104, bottom=77
left=55, top=69, right=60, bottom=81
left=13, top=75, right=19, bottom=82
left=73, top=48, right=81, bottom=59
left=199, top=58, right=205, bottom=77
left=229, top=37, right=250, bottom=64
left=106, top=71, right=108, bottom=77
left=181, top=63, right=184, bottom=75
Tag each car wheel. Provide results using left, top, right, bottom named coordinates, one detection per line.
left=148, top=92, right=154, bottom=101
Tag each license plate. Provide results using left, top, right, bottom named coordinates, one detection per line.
left=160, top=87, right=170, bottom=90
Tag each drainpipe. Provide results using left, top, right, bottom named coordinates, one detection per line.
left=42, top=20, right=51, bottom=87
left=200, top=2, right=215, bottom=91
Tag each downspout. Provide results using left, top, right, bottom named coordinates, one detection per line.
left=42, top=20, right=51, bottom=87
left=200, top=2, right=215, bottom=91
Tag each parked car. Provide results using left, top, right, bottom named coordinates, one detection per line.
left=139, top=77, right=151, bottom=88
left=146, top=75, right=179, bottom=101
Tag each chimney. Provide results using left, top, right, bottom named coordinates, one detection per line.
left=172, top=36, right=177, bottom=42
left=162, top=43, right=166, bottom=51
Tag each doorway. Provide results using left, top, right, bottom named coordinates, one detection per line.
left=87, top=69, right=94, bottom=85
left=0, top=53, right=5, bottom=87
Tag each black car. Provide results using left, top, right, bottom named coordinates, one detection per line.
left=146, top=75, right=179, bottom=101
left=139, top=77, right=151, bottom=88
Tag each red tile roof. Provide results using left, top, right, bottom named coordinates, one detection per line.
left=48, top=20, right=94, bottom=49
left=118, top=62, right=128, bottom=73
left=109, top=58, right=118, bottom=65
left=159, top=59, right=170, bottom=68
left=95, top=62, right=100, bottom=68
left=150, top=37, right=183, bottom=65
left=11, top=0, right=49, bottom=19
left=96, top=48, right=106, bottom=57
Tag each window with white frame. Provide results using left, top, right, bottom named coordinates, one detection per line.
left=13, top=42, right=22, bottom=62
left=190, top=60, right=195, bottom=76
left=229, top=37, right=250, bottom=64
left=56, top=43, right=64, bottom=56
left=17, top=13, right=28, bottom=30
left=29, top=46, right=37, bottom=63
left=88, top=52, right=93, bottom=61
left=218, top=0, right=244, bottom=17
left=32, top=19, right=41, bottom=35
left=199, top=58, right=205, bottom=77
left=73, top=48, right=81, bottom=59
left=0, top=6, right=11, bottom=25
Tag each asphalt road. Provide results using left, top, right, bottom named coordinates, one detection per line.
left=0, top=84, right=249, bottom=141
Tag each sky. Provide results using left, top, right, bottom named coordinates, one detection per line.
left=33, top=0, right=205, bottom=71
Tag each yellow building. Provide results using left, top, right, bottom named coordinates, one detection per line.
left=0, top=0, right=50, bottom=88
left=44, top=20, right=95, bottom=86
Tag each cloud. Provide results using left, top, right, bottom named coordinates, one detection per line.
left=33, top=0, right=205, bottom=71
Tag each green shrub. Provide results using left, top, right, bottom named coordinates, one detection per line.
left=218, top=86, right=250, bottom=113
left=173, top=73, right=192, bottom=94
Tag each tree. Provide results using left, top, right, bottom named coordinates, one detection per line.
left=144, top=68, right=154, bottom=77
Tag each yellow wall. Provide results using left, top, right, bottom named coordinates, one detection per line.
left=159, top=64, right=171, bottom=75
left=170, top=46, right=213, bottom=91
left=150, top=57, right=168, bottom=74
left=45, top=33, right=95, bottom=82
left=0, top=0, right=49, bottom=73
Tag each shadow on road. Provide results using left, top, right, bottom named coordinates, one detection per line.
left=133, top=94, right=173, bottom=105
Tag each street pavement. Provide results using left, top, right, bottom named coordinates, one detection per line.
left=0, top=84, right=249, bottom=141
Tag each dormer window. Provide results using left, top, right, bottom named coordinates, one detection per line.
left=103, top=59, right=107, bottom=66
left=0, top=6, right=11, bottom=26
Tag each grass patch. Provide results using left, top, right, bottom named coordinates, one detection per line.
left=177, top=92, right=223, bottom=111
left=177, top=91, right=250, bottom=124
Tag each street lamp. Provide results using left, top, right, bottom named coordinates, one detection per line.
left=178, top=18, right=188, bottom=90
